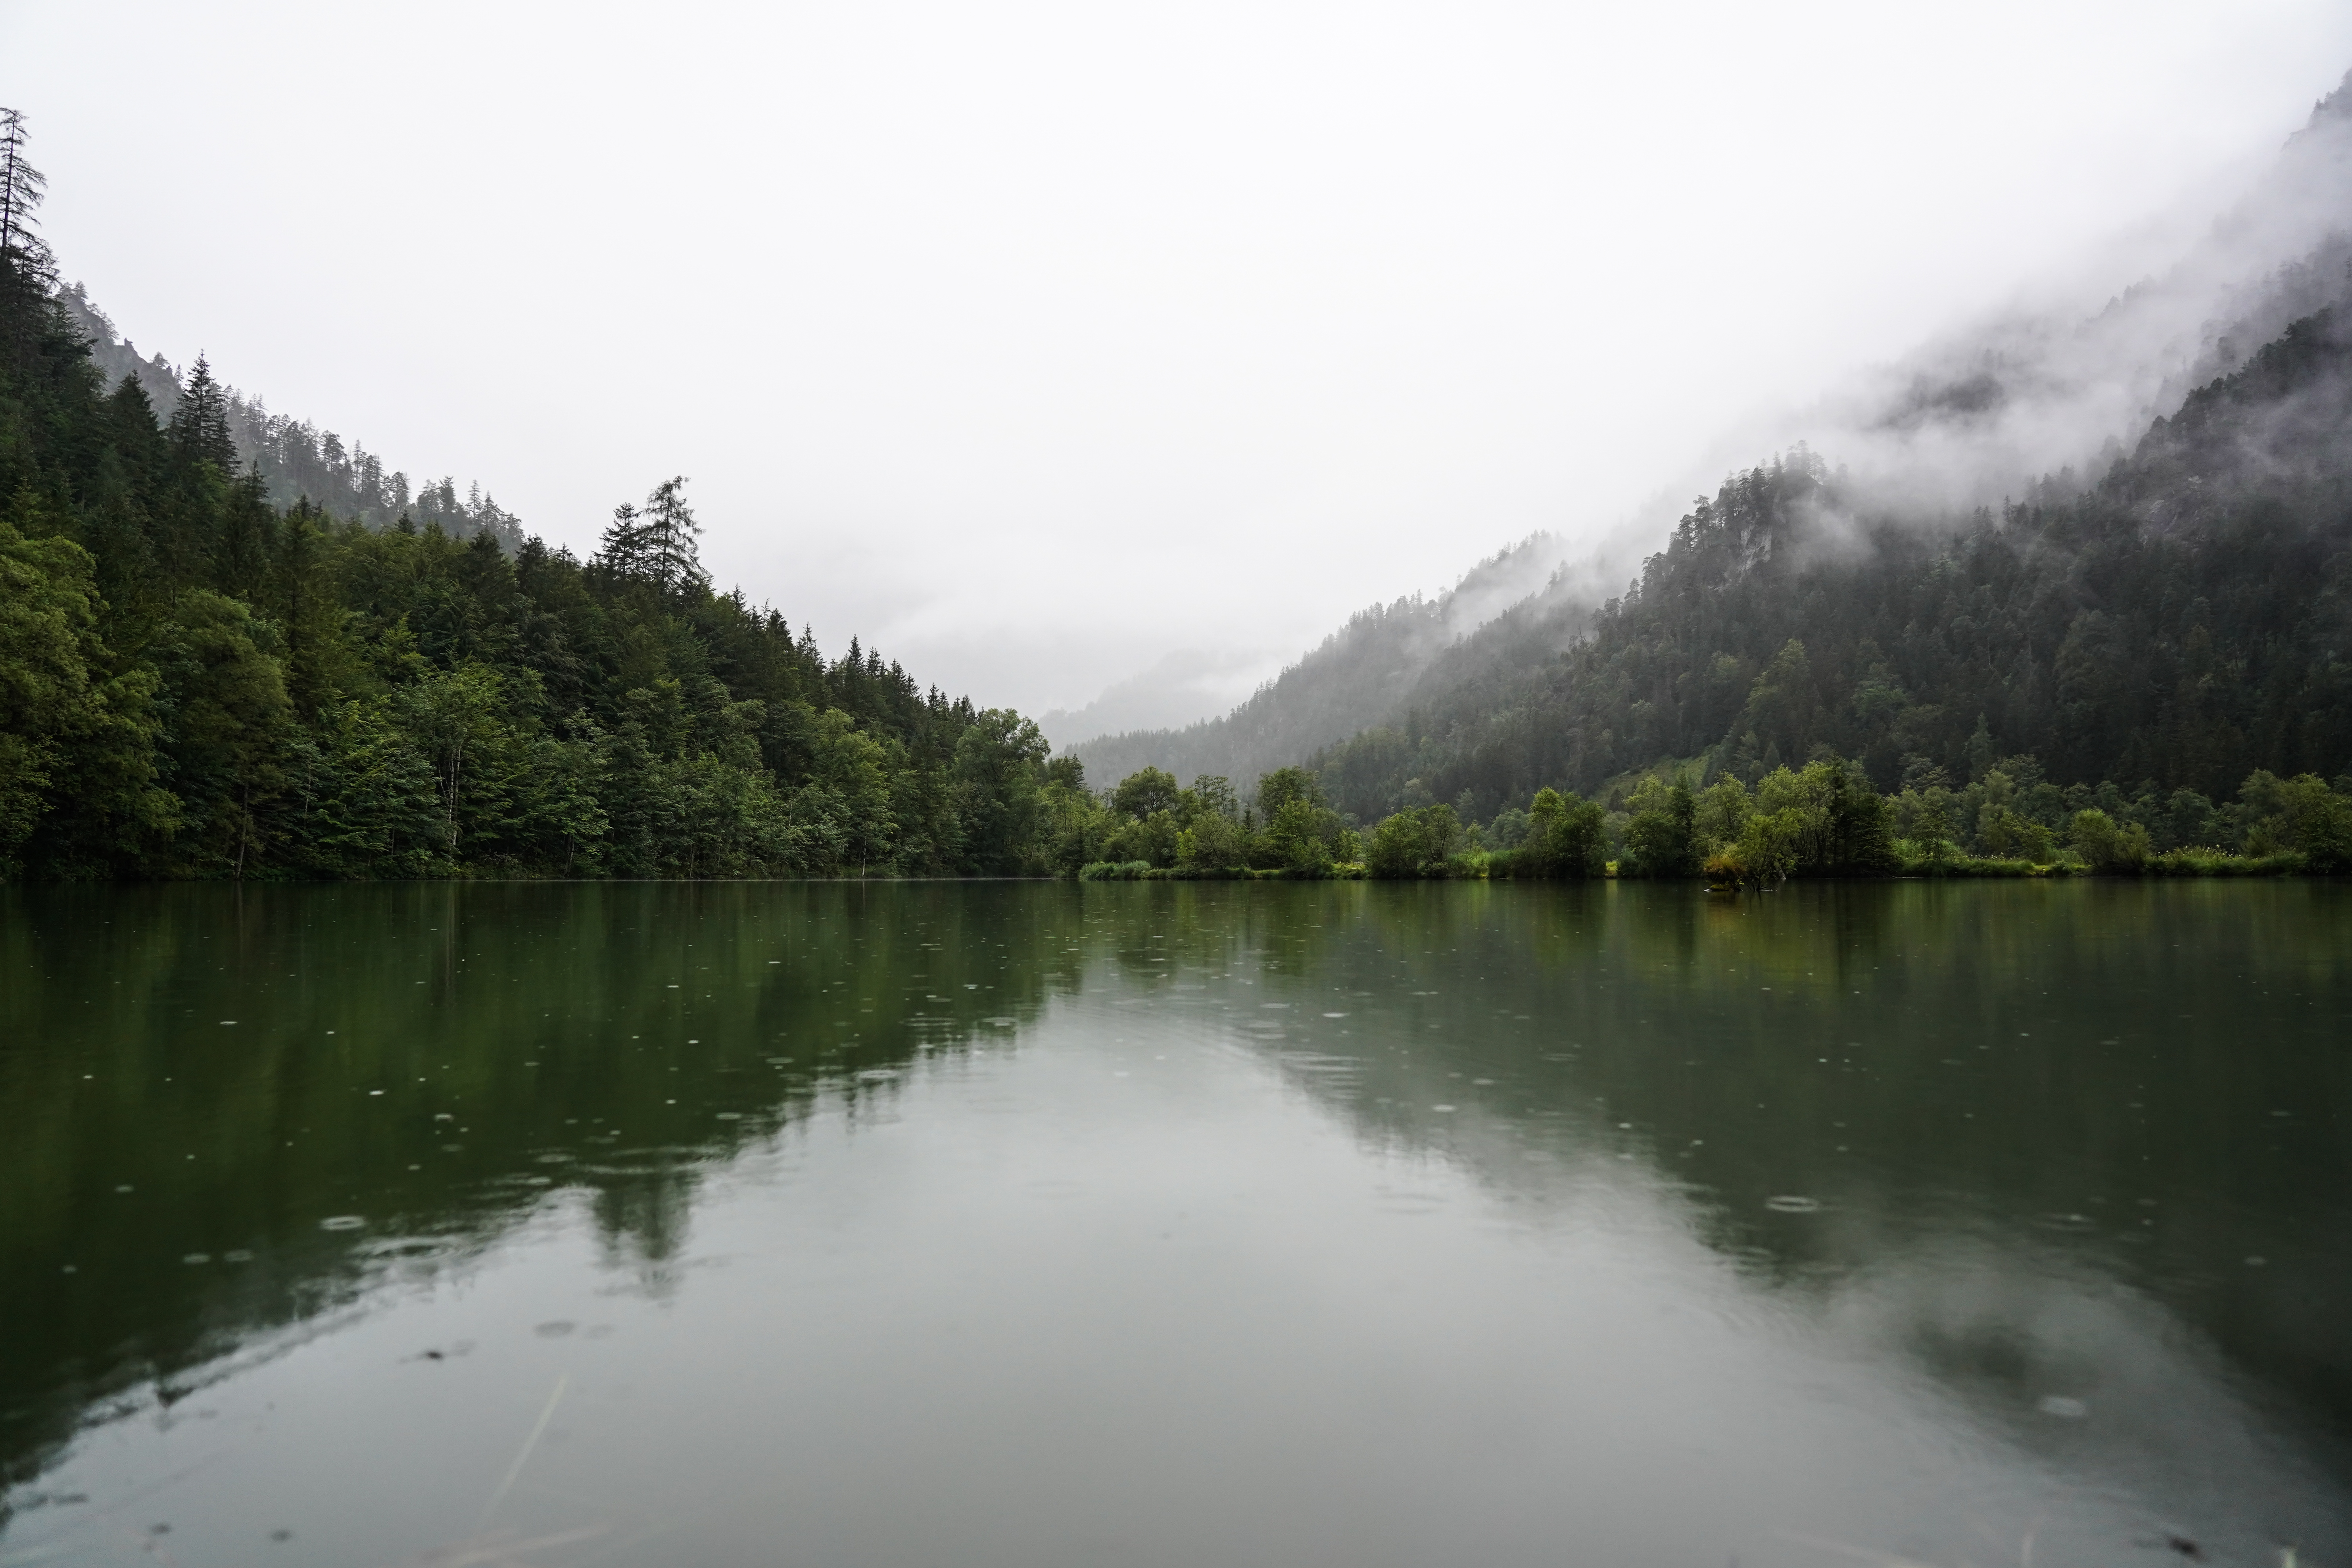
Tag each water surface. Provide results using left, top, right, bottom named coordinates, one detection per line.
left=3, top=880, right=2348, bottom=1566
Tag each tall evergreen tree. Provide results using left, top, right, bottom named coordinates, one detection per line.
left=0, top=108, right=53, bottom=289
left=596, top=499, right=649, bottom=578
left=0, top=107, right=58, bottom=369
left=167, top=354, right=237, bottom=473
left=641, top=475, right=707, bottom=595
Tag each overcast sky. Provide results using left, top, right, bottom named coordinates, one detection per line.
left=8, top=0, right=2352, bottom=720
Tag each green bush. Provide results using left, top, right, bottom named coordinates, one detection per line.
left=2070, top=809, right=2152, bottom=871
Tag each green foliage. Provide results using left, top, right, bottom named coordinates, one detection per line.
left=1049, top=763, right=1357, bottom=880
left=2070, top=809, right=2152, bottom=872
left=1260, top=796, right=1350, bottom=878
left=1366, top=803, right=1463, bottom=878
left=1110, top=765, right=1181, bottom=820
left=1175, top=808, right=1248, bottom=872
left=2238, top=770, right=2352, bottom=871
left=0, top=519, right=172, bottom=876
left=0, top=277, right=1061, bottom=878
left=1256, top=766, right=1325, bottom=821
left=1621, top=772, right=1697, bottom=878
left=0, top=144, right=1083, bottom=882
left=1724, top=808, right=1801, bottom=886
left=1499, top=787, right=1606, bottom=879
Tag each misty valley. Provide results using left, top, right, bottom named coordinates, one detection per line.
left=6, top=30, right=2352, bottom=1568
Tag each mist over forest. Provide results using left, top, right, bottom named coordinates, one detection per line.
left=1061, top=69, right=2352, bottom=867
left=6, top=67, right=2352, bottom=884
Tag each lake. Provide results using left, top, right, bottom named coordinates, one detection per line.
left=2, top=879, right=2348, bottom=1567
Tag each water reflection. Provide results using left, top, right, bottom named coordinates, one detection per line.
left=2, top=879, right=2347, bottom=1565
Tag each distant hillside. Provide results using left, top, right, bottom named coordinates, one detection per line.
left=58, top=284, right=523, bottom=549
left=1080, top=67, right=2352, bottom=814
left=1068, top=533, right=1582, bottom=793
left=1036, top=645, right=1273, bottom=750
left=1311, top=298, right=2352, bottom=821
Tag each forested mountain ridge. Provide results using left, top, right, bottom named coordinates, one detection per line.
left=1310, top=297, right=2352, bottom=824
left=1069, top=532, right=1584, bottom=789
left=0, top=111, right=1066, bottom=881
left=1075, top=71, right=2352, bottom=815
left=57, top=283, right=523, bottom=548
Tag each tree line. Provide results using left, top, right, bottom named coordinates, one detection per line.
left=1070, top=747, right=2349, bottom=881
left=0, top=113, right=1072, bottom=881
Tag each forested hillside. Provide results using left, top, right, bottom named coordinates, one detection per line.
left=1310, top=300, right=2352, bottom=827
left=1073, top=72, right=2352, bottom=832
left=56, top=284, right=525, bottom=548
left=1070, top=533, right=1579, bottom=788
left=0, top=114, right=1065, bottom=881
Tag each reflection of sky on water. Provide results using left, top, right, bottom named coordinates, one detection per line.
left=2, top=881, right=2346, bottom=1567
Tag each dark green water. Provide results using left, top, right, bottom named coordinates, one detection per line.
left=2, top=880, right=2348, bottom=1567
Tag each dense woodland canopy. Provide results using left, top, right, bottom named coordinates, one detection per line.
left=1288, top=298, right=2352, bottom=871
left=54, top=283, right=526, bottom=550
left=0, top=114, right=1077, bottom=881
left=1064, top=279, right=2352, bottom=880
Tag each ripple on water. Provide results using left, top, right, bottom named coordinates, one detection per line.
left=1764, top=1196, right=1821, bottom=1213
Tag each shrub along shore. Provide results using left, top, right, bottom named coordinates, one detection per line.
left=1064, top=753, right=2351, bottom=883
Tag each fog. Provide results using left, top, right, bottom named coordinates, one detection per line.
left=6, top=0, right=2351, bottom=721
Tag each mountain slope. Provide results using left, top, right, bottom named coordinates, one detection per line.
left=1311, top=302, right=2352, bottom=822
left=1081, top=66, right=2352, bottom=811
left=0, top=133, right=1064, bottom=882
left=58, top=284, right=523, bottom=548
left=1068, top=532, right=1580, bottom=791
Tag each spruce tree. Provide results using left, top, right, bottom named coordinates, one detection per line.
left=168, top=354, right=237, bottom=472
left=597, top=500, right=649, bottom=579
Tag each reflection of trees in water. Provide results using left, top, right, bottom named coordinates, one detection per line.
left=0, top=881, right=1087, bottom=1505
left=1218, top=879, right=2352, bottom=1459
left=7, top=880, right=2349, bottom=1523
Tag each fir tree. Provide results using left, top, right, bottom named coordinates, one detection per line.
left=167, top=354, right=237, bottom=473
left=597, top=500, right=649, bottom=578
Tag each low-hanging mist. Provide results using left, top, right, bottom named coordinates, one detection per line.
left=1069, top=70, right=2352, bottom=819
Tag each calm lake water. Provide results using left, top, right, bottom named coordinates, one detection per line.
left=2, top=880, right=2348, bottom=1567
